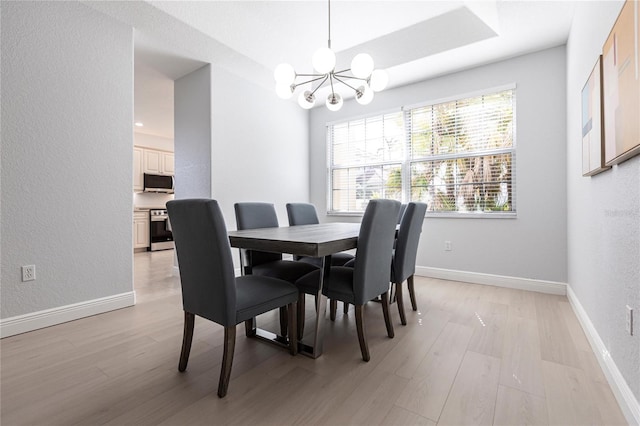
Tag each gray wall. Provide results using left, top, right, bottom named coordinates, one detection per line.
left=175, top=64, right=213, bottom=200
left=566, top=0, right=640, bottom=402
left=1, top=2, right=134, bottom=318
left=83, top=0, right=310, bottom=232
left=210, top=65, right=310, bottom=230
left=174, top=64, right=309, bottom=233
left=0, top=0, right=309, bottom=325
left=310, top=46, right=568, bottom=283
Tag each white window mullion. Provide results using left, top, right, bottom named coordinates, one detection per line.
left=402, top=108, right=411, bottom=203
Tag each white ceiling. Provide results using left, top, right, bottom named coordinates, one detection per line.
left=134, top=0, right=578, bottom=139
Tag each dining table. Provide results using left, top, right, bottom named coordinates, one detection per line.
left=227, top=222, right=360, bottom=358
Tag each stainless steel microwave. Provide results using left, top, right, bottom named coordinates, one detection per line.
left=143, top=173, right=174, bottom=193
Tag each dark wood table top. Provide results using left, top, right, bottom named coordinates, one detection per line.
left=228, top=223, right=360, bottom=258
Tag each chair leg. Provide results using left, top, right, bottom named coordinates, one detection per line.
left=287, top=301, right=298, bottom=356
left=279, top=306, right=288, bottom=337
left=244, top=318, right=256, bottom=337
left=330, top=299, right=337, bottom=321
left=297, top=293, right=305, bottom=340
left=408, top=275, right=418, bottom=311
left=178, top=312, right=195, bottom=372
left=343, top=302, right=349, bottom=314
left=381, top=292, right=395, bottom=338
left=218, top=325, right=236, bottom=398
left=396, top=282, right=407, bottom=326
left=355, top=305, right=370, bottom=362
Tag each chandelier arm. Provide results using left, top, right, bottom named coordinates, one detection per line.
left=333, top=68, right=350, bottom=75
left=309, top=75, right=330, bottom=96
left=294, top=75, right=328, bottom=88
left=333, top=75, right=359, bottom=92
left=296, top=73, right=326, bottom=77
left=333, top=74, right=367, bottom=82
left=329, top=73, right=336, bottom=96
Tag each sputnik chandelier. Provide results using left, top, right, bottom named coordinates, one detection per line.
left=273, top=0, right=388, bottom=111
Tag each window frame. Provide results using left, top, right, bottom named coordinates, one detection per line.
left=326, top=85, right=517, bottom=218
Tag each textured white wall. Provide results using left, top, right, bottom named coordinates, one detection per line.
left=310, top=46, right=568, bottom=283
left=210, top=65, right=310, bottom=230
left=566, top=0, right=640, bottom=402
left=1, top=2, right=134, bottom=318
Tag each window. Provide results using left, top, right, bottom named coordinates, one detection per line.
left=328, top=87, right=516, bottom=216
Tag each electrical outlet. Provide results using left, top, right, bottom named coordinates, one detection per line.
left=444, top=241, right=452, bottom=251
left=626, top=305, right=633, bottom=336
left=22, top=265, right=36, bottom=282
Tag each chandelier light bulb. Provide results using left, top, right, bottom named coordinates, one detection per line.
left=369, top=69, right=389, bottom=92
left=274, top=63, right=296, bottom=85
left=312, top=47, right=336, bottom=74
left=275, top=83, right=294, bottom=99
left=298, top=90, right=316, bottom=109
left=355, top=84, right=374, bottom=105
left=326, top=93, right=343, bottom=111
left=351, top=53, right=374, bottom=79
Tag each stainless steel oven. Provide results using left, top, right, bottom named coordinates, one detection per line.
left=149, top=209, right=174, bottom=251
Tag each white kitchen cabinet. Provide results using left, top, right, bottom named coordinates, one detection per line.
left=133, top=211, right=150, bottom=249
left=134, top=146, right=174, bottom=192
left=143, top=149, right=162, bottom=174
left=133, top=147, right=144, bottom=191
left=162, top=152, right=174, bottom=175
left=142, top=148, right=174, bottom=175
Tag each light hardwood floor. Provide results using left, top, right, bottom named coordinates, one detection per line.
left=1, top=250, right=628, bottom=425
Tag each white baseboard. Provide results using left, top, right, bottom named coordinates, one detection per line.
left=567, top=286, right=640, bottom=426
left=0, top=292, right=136, bottom=338
left=416, top=266, right=567, bottom=295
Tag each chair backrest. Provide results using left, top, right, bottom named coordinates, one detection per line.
left=234, top=202, right=282, bottom=265
left=286, top=203, right=319, bottom=226
left=352, top=199, right=401, bottom=304
left=167, top=199, right=237, bottom=326
left=392, top=202, right=428, bottom=283
left=397, top=203, right=407, bottom=224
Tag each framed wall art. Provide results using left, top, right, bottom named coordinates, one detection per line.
left=582, top=56, right=610, bottom=176
left=602, top=0, right=640, bottom=166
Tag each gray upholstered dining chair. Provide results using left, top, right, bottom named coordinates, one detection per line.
left=391, top=202, right=428, bottom=325
left=167, top=199, right=298, bottom=398
left=397, top=203, right=407, bottom=224
left=234, top=202, right=318, bottom=336
left=296, top=199, right=401, bottom=361
left=286, top=202, right=356, bottom=328
left=286, top=202, right=355, bottom=267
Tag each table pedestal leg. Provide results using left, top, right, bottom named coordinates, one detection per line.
left=311, top=255, right=330, bottom=358
left=298, top=255, right=330, bottom=358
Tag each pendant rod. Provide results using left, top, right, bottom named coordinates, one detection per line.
left=327, top=0, right=331, bottom=49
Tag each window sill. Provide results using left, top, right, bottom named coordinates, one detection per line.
left=328, top=211, right=517, bottom=219
left=425, top=212, right=517, bottom=219
left=327, top=212, right=364, bottom=218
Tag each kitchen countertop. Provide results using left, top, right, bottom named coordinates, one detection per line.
left=134, top=206, right=167, bottom=211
